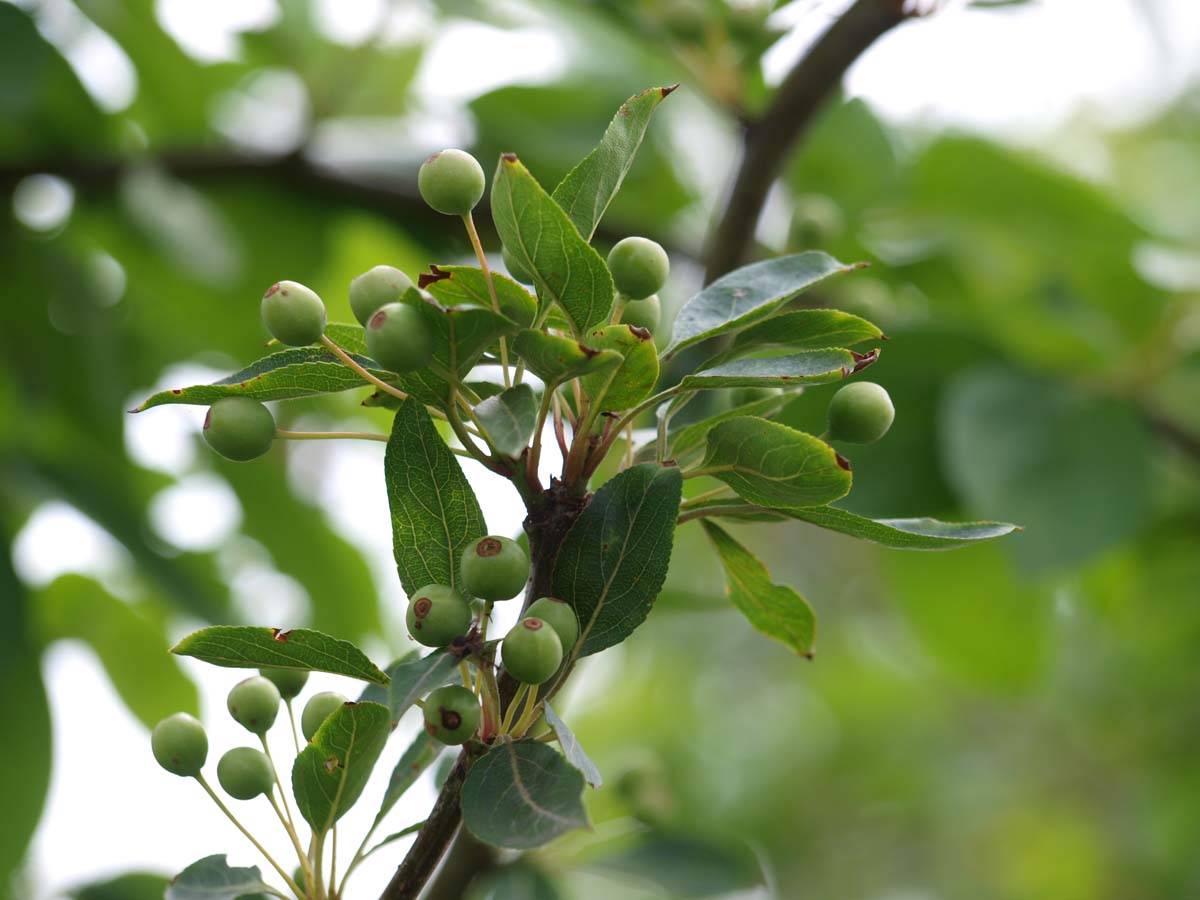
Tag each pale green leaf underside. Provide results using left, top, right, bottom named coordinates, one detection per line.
left=165, top=855, right=272, bottom=900
left=553, top=463, right=682, bottom=656
left=701, top=417, right=851, bottom=509
left=461, top=739, right=590, bottom=850
left=170, top=626, right=388, bottom=685
left=702, top=520, right=815, bottom=656
left=706, top=308, right=884, bottom=366
left=384, top=399, right=487, bottom=595
left=787, top=506, right=1019, bottom=548
left=544, top=703, right=602, bottom=788
left=475, top=384, right=538, bottom=457
left=382, top=651, right=461, bottom=725
left=552, top=85, right=676, bottom=241
left=492, top=154, right=615, bottom=333
left=292, top=700, right=391, bottom=832
left=680, top=349, right=868, bottom=390
left=664, top=252, right=860, bottom=359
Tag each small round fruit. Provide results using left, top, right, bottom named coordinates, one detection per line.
left=607, top=237, right=669, bottom=300
left=203, top=397, right=275, bottom=462
left=423, top=685, right=481, bottom=745
left=350, top=265, right=414, bottom=327
left=461, top=535, right=529, bottom=602
left=502, top=244, right=534, bottom=284
left=501, top=617, right=563, bottom=685
left=261, top=280, right=326, bottom=346
left=418, top=149, right=485, bottom=216
left=301, top=691, right=347, bottom=742
left=620, top=293, right=660, bottom=332
left=365, top=302, right=434, bottom=373
left=826, top=381, right=895, bottom=444
left=151, top=713, right=208, bottom=777
left=227, top=676, right=281, bottom=735
left=525, top=597, right=578, bottom=651
left=258, top=667, right=309, bottom=701
left=406, top=584, right=472, bottom=647
left=217, top=747, right=275, bottom=800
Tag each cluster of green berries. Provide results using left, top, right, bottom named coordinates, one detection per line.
left=610, top=237, right=669, bottom=333
left=150, top=666, right=357, bottom=800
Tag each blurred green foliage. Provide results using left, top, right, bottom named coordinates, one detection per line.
left=1, top=1, right=1198, bottom=898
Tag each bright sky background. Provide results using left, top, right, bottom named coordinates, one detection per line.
left=11, top=0, right=1200, bottom=896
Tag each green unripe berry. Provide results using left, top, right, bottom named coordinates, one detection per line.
left=423, top=685, right=481, bottom=745
left=203, top=397, right=275, bottom=462
left=620, top=293, right=660, bottom=332
left=258, top=667, right=309, bottom=701
left=350, top=265, right=414, bottom=327
left=365, top=302, right=434, bottom=373
left=525, top=596, right=579, bottom=651
left=418, top=149, right=485, bottom=216
left=826, top=381, right=895, bottom=444
left=406, top=584, right=472, bottom=647
left=151, top=712, right=208, bottom=777
left=607, top=237, right=669, bottom=300
left=301, top=691, right=347, bottom=742
left=501, top=617, right=563, bottom=685
left=216, top=747, right=275, bottom=800
left=461, top=535, right=529, bottom=602
left=502, top=245, right=534, bottom=284
left=227, top=676, right=281, bottom=735
left=261, top=280, right=326, bottom=346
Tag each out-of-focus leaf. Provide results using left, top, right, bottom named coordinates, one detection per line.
left=511, top=330, right=623, bottom=384
left=468, top=862, right=564, bottom=900
left=165, top=855, right=272, bottom=900
left=474, top=384, right=538, bottom=457
left=70, top=872, right=169, bottom=900
left=461, top=739, right=590, bottom=849
left=35, top=574, right=198, bottom=727
left=586, top=831, right=767, bottom=898
left=553, top=464, right=682, bottom=656
left=292, top=700, right=391, bottom=832
left=702, top=520, right=815, bottom=657
left=384, top=399, right=486, bottom=595
left=171, top=626, right=389, bottom=684
left=544, top=703, right=602, bottom=788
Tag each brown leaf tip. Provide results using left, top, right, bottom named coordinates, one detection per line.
left=835, top=453, right=852, bottom=472
left=851, top=348, right=880, bottom=372
left=627, top=324, right=652, bottom=341
left=418, top=264, right=452, bottom=289
left=501, top=152, right=519, bottom=163
left=271, top=628, right=291, bottom=642
left=661, top=83, right=680, bottom=97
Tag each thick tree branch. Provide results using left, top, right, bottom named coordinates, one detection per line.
left=704, top=0, right=915, bottom=283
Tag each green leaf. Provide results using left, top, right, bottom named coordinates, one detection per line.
left=420, top=265, right=537, bottom=327
left=663, top=252, right=860, bottom=359
left=400, top=287, right=523, bottom=384
left=469, top=863, right=563, bottom=900
left=385, top=398, right=487, bottom=595
left=491, top=153, right=615, bottom=333
left=35, top=574, right=198, bottom=727
left=553, top=463, right=683, bottom=656
left=552, top=85, right=677, bottom=241
left=586, top=832, right=766, bottom=899
left=580, top=325, right=659, bottom=412
left=292, top=700, right=391, bottom=832
left=165, top=856, right=272, bottom=900
left=699, top=417, right=851, bottom=509
left=475, top=384, right=538, bottom=457
left=667, top=393, right=792, bottom=461
left=544, top=703, right=601, bottom=788
left=461, top=739, right=590, bottom=849
left=170, top=626, right=389, bottom=685
left=376, top=730, right=442, bottom=823
left=379, top=651, right=461, bottom=725
left=71, top=873, right=169, bottom=900
left=701, top=521, right=816, bottom=657
left=679, top=348, right=875, bottom=391
left=706, top=308, right=884, bottom=366
left=785, top=506, right=1018, bottom=549
left=511, top=330, right=623, bottom=385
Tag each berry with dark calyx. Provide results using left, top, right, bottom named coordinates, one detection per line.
left=301, top=691, right=347, bottom=742
left=526, top=596, right=579, bottom=651
left=405, top=584, right=472, bottom=647
left=365, top=302, right=434, bottom=373
left=501, top=617, right=563, bottom=685
left=502, top=244, right=534, bottom=284
left=418, top=149, right=485, bottom=216
left=607, top=237, right=669, bottom=300
left=826, top=381, right=895, bottom=444
left=227, top=676, right=281, bottom=735
left=461, top=535, right=529, bottom=602
left=422, top=685, right=481, bottom=745
left=258, top=667, right=308, bottom=700
left=203, top=397, right=275, bottom=462
left=620, top=293, right=660, bottom=333
left=151, top=713, right=208, bottom=777
left=216, top=747, right=275, bottom=801
left=261, top=280, right=326, bottom=346
left=350, top=265, right=414, bottom=327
